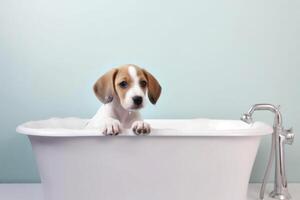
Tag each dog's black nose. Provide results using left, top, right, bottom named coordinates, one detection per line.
left=132, top=96, right=143, bottom=106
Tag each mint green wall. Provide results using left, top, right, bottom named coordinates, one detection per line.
left=0, top=0, right=299, bottom=183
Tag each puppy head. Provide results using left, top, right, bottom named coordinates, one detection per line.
left=93, top=64, right=161, bottom=111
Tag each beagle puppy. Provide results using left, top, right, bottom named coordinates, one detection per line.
left=85, top=64, right=161, bottom=135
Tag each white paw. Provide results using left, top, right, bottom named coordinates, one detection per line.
left=131, top=121, right=151, bottom=135
left=100, top=118, right=121, bottom=136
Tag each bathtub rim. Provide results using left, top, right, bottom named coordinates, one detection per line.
left=16, top=118, right=273, bottom=137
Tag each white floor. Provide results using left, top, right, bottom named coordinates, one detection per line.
left=0, top=183, right=299, bottom=200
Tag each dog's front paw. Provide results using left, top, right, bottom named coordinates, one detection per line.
left=101, top=118, right=121, bottom=136
left=132, top=121, right=151, bottom=135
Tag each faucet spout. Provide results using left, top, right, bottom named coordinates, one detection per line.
left=244, top=104, right=282, bottom=126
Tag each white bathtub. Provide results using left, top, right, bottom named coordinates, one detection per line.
left=17, top=118, right=272, bottom=200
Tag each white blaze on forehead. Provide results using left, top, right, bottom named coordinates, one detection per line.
left=128, top=66, right=138, bottom=82
left=121, top=66, right=146, bottom=110
left=128, top=66, right=141, bottom=92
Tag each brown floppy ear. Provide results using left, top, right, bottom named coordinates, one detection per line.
left=142, top=69, right=162, bottom=104
left=93, top=68, right=118, bottom=104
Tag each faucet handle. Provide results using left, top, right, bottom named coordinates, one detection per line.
left=284, top=128, right=294, bottom=145
left=277, top=105, right=281, bottom=110
left=287, top=127, right=293, bottom=133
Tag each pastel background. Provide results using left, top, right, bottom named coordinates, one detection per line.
left=0, top=0, right=299, bottom=183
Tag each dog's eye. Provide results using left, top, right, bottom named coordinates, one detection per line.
left=140, top=80, right=147, bottom=88
left=119, top=81, right=128, bottom=88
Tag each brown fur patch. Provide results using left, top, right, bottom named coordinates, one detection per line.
left=93, top=68, right=118, bottom=103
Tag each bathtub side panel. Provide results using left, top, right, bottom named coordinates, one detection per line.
left=29, top=135, right=261, bottom=200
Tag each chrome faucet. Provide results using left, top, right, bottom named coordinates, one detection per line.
left=241, top=104, right=294, bottom=200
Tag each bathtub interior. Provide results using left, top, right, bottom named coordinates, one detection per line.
left=17, top=117, right=273, bottom=137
